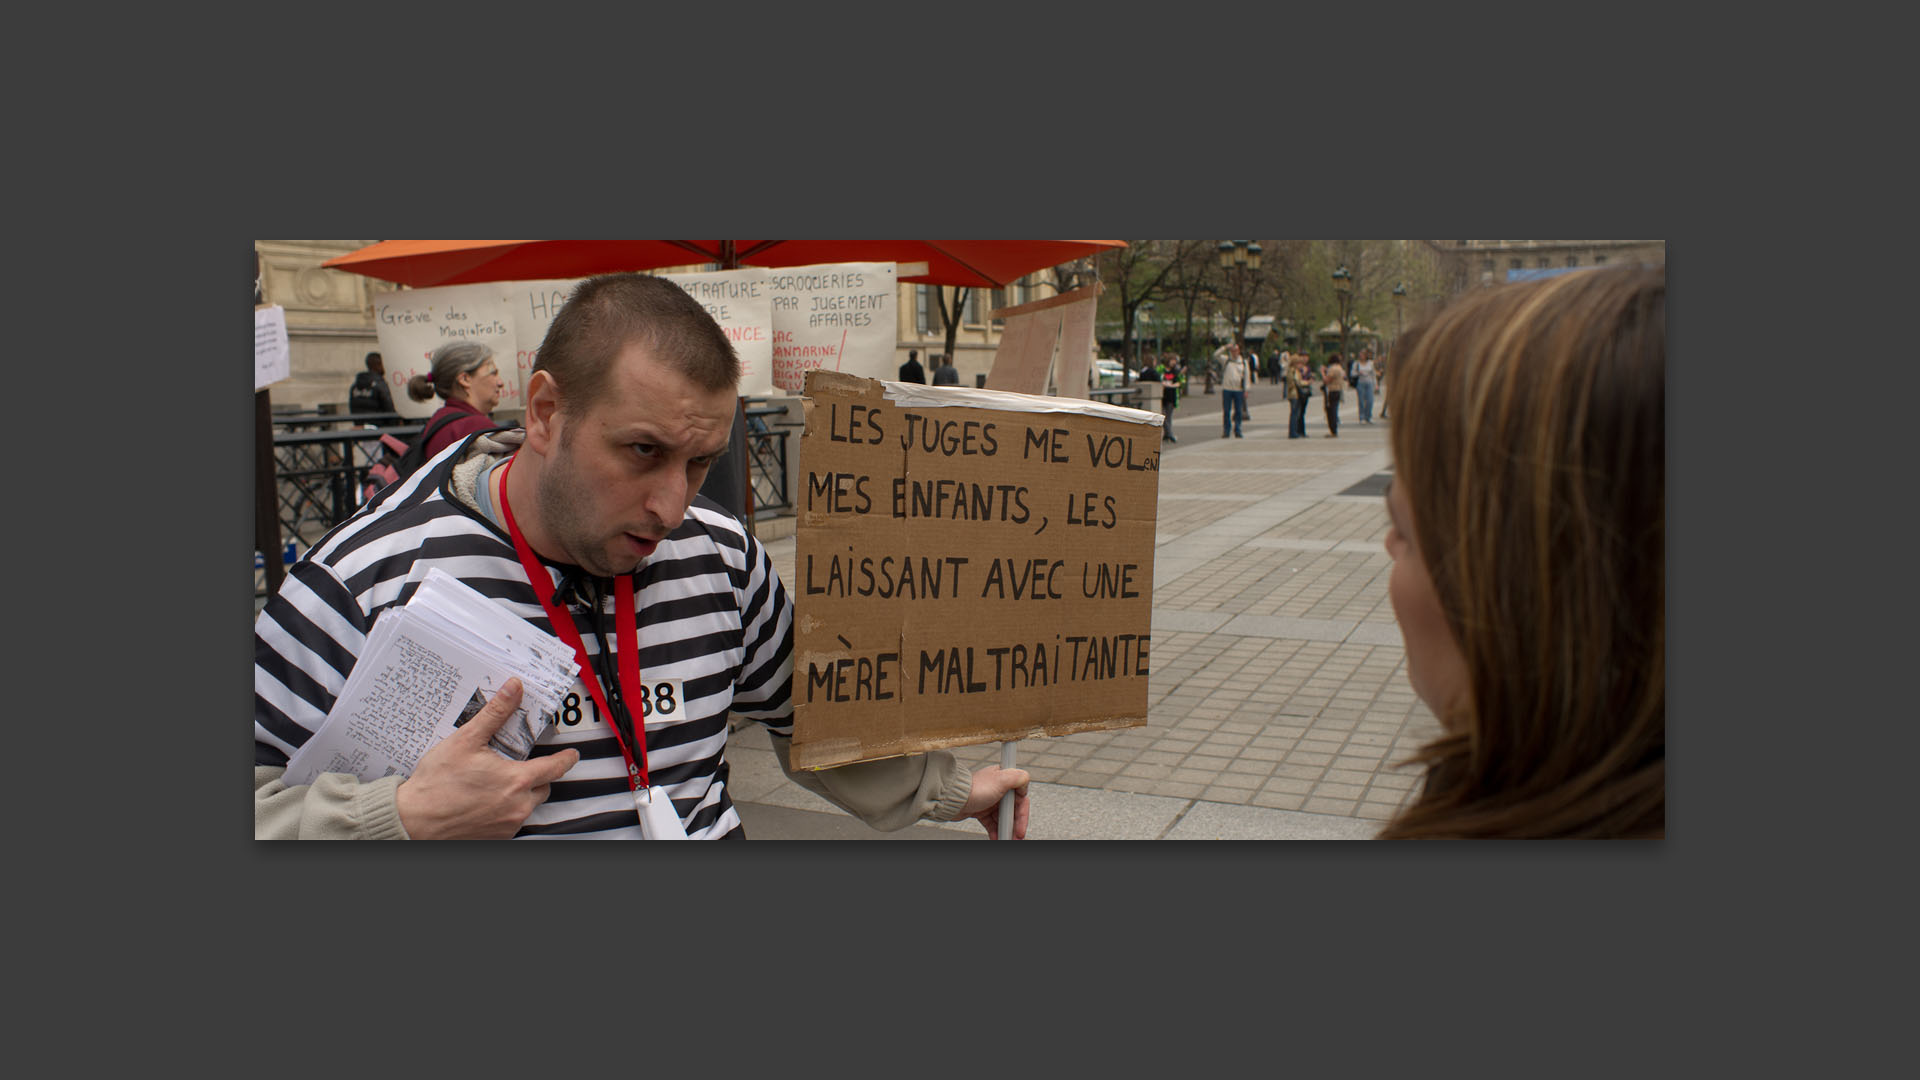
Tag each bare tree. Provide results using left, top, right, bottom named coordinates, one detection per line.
left=1095, top=240, right=1206, bottom=380
left=1158, top=242, right=1221, bottom=363
left=929, top=285, right=972, bottom=372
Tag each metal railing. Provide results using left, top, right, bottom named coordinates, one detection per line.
left=744, top=403, right=793, bottom=516
left=267, top=403, right=797, bottom=554
left=271, top=425, right=420, bottom=547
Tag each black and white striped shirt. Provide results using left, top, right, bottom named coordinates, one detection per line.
left=254, top=432, right=793, bottom=839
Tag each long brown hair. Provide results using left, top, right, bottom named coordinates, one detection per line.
left=1377, top=265, right=1665, bottom=838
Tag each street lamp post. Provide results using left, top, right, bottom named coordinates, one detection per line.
left=1215, top=241, right=1262, bottom=394
left=1385, top=282, right=1405, bottom=421
left=1391, top=281, right=1406, bottom=350
left=1332, top=265, right=1354, bottom=366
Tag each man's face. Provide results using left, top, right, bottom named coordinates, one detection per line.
left=535, top=340, right=736, bottom=578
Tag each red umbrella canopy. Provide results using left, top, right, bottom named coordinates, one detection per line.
left=321, top=240, right=1125, bottom=289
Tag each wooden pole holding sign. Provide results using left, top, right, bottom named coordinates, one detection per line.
left=254, top=250, right=287, bottom=594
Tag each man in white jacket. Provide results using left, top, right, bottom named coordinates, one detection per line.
left=1219, top=342, right=1251, bottom=438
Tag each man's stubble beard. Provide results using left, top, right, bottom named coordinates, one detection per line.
left=535, top=419, right=623, bottom=579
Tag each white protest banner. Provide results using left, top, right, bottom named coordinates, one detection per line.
left=508, top=278, right=586, bottom=397
left=254, top=305, right=290, bottom=391
left=767, top=263, right=898, bottom=394
left=657, top=268, right=775, bottom=398
left=372, top=284, right=523, bottom=419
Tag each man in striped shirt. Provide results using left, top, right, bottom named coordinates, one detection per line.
left=255, top=274, right=1032, bottom=839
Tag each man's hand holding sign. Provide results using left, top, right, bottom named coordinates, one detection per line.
left=789, top=372, right=1163, bottom=835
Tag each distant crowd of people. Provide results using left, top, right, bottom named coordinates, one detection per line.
left=1082, top=342, right=1389, bottom=442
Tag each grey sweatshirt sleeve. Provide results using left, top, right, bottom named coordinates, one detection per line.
left=255, top=766, right=411, bottom=840
left=767, top=734, right=974, bottom=832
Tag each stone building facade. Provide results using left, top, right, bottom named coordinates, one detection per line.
left=1439, top=239, right=1666, bottom=290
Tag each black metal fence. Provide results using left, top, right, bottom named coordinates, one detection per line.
left=264, top=403, right=797, bottom=562
left=744, top=403, right=795, bottom=516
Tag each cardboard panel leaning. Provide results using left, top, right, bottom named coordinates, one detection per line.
left=790, top=370, right=1163, bottom=771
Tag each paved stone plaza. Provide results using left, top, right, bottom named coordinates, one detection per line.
left=730, top=377, right=1444, bottom=839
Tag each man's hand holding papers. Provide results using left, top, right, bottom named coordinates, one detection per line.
left=395, top=678, right=581, bottom=839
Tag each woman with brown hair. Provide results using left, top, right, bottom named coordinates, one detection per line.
left=1377, top=265, right=1665, bottom=838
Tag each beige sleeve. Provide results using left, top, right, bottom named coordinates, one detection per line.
left=767, top=734, right=973, bottom=832
left=255, top=766, right=411, bottom=840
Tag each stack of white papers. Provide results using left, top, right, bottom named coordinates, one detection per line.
left=283, top=568, right=579, bottom=787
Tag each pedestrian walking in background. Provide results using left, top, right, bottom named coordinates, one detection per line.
left=1352, top=349, right=1378, bottom=423
left=1220, top=341, right=1251, bottom=438
left=1155, top=351, right=1181, bottom=442
left=349, top=352, right=395, bottom=415
left=898, top=348, right=926, bottom=384
left=930, top=354, right=959, bottom=385
left=1375, top=264, right=1665, bottom=838
left=1321, top=353, right=1347, bottom=437
left=1139, top=353, right=1175, bottom=443
left=1286, top=353, right=1313, bottom=438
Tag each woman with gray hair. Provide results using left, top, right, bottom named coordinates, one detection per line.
left=407, top=341, right=509, bottom=460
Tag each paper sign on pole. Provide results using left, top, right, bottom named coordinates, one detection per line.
left=767, top=263, right=898, bottom=394
left=656, top=268, right=775, bottom=398
left=372, top=284, right=523, bottom=419
left=254, top=304, right=290, bottom=391
left=788, top=371, right=1164, bottom=771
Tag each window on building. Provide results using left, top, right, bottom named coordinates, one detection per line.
left=1567, top=255, right=1579, bottom=267
left=961, top=287, right=983, bottom=326
left=1509, top=258, right=1522, bottom=271
left=1594, top=255, right=1608, bottom=265
left=990, top=287, right=1007, bottom=326
left=1482, top=259, right=1495, bottom=274
left=1538, top=256, right=1551, bottom=268
left=915, top=285, right=935, bottom=334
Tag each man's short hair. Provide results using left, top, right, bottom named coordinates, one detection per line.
left=364, top=351, right=382, bottom=369
left=532, top=273, right=742, bottom=414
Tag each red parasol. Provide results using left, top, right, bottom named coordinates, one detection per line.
left=321, top=239, right=1124, bottom=289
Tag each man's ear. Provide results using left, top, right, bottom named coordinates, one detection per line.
left=524, top=370, right=562, bottom=454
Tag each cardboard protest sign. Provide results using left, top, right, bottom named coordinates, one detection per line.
left=789, top=371, right=1164, bottom=771
left=1055, top=288, right=1099, bottom=399
left=372, top=284, right=523, bottom=418
left=767, top=263, right=897, bottom=394
left=984, top=284, right=1101, bottom=399
left=254, top=304, right=289, bottom=391
left=982, top=304, right=1059, bottom=396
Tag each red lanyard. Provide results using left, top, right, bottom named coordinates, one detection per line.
left=497, top=452, right=649, bottom=790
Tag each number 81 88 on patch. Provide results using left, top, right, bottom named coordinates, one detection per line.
left=549, top=679, right=685, bottom=729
